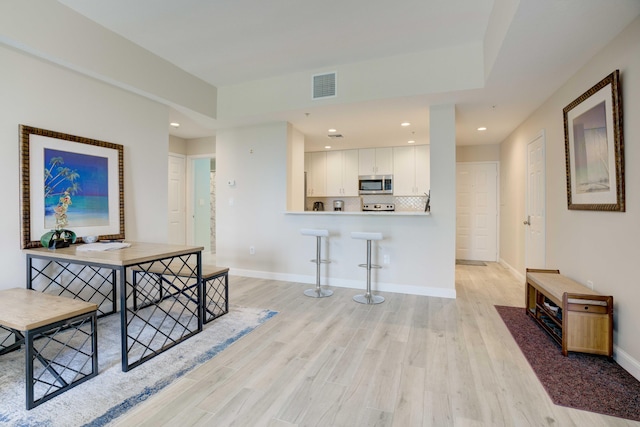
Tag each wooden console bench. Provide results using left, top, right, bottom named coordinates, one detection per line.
left=525, top=268, right=613, bottom=357
left=0, top=288, right=98, bottom=409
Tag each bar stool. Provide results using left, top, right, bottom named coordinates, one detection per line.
left=351, top=231, right=384, bottom=304
left=300, top=228, right=333, bottom=298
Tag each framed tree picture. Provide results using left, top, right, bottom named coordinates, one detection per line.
left=19, top=125, right=125, bottom=248
left=563, top=70, right=624, bottom=211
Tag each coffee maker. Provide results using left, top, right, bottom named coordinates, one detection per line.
left=333, top=200, right=344, bottom=211
left=312, top=201, right=324, bottom=211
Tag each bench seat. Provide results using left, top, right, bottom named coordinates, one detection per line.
left=0, top=288, right=98, bottom=409
left=131, top=262, right=229, bottom=323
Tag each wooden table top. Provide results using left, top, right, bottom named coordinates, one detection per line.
left=526, top=271, right=600, bottom=304
left=23, top=241, right=204, bottom=267
left=0, top=288, right=98, bottom=331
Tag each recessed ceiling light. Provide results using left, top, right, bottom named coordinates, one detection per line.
left=401, top=122, right=411, bottom=127
left=477, top=127, right=487, bottom=131
left=170, top=122, right=180, bottom=128
left=325, top=145, right=332, bottom=149
left=408, top=140, right=415, bottom=144
left=328, top=128, right=337, bottom=133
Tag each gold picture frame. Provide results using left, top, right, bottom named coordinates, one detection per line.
left=19, top=125, right=125, bottom=248
left=563, top=70, right=624, bottom=211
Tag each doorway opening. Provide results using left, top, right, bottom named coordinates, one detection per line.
left=189, top=156, right=216, bottom=256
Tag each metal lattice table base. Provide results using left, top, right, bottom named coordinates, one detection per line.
left=1, top=312, right=98, bottom=409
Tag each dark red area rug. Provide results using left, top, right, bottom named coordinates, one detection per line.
left=495, top=305, right=640, bottom=422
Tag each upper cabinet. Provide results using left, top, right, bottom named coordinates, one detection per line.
left=393, top=145, right=430, bottom=196
left=358, top=147, right=393, bottom=175
left=326, top=149, right=359, bottom=197
left=304, top=152, right=326, bottom=197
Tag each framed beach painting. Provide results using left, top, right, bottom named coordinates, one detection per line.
left=19, top=125, right=125, bottom=248
left=563, top=70, right=624, bottom=211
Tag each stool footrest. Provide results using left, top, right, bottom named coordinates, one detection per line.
left=311, top=259, right=331, bottom=264
left=358, top=263, right=382, bottom=269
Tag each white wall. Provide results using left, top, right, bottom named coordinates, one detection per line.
left=456, top=144, right=501, bottom=162
left=216, top=114, right=457, bottom=298
left=499, top=16, right=640, bottom=376
left=0, top=44, right=170, bottom=291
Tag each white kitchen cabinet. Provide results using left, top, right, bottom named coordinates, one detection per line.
left=392, top=145, right=430, bottom=195
left=358, top=147, right=393, bottom=175
left=305, top=151, right=326, bottom=197
left=326, top=149, right=359, bottom=196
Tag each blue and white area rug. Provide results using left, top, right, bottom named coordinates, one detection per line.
left=0, top=306, right=277, bottom=427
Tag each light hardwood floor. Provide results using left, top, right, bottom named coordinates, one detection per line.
left=111, top=263, right=639, bottom=426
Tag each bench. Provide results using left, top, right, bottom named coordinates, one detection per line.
left=131, top=262, right=229, bottom=323
left=0, top=288, right=98, bottom=409
left=525, top=268, right=613, bottom=357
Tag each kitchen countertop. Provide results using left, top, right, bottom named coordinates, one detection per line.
left=285, top=211, right=430, bottom=216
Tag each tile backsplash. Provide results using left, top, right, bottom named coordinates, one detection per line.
left=306, top=195, right=428, bottom=212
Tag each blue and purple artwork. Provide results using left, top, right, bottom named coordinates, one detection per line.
left=44, top=148, right=110, bottom=228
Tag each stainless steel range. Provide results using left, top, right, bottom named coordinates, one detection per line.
left=362, top=203, right=395, bottom=212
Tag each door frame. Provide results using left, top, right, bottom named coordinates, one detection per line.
left=186, top=153, right=215, bottom=246
left=455, top=161, right=500, bottom=262
left=525, top=130, right=546, bottom=269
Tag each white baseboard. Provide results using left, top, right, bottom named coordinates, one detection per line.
left=614, top=346, right=640, bottom=382
left=229, top=268, right=456, bottom=299
left=499, top=258, right=524, bottom=283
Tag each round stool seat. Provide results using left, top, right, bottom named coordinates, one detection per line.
left=301, top=228, right=329, bottom=237
left=351, top=231, right=382, bottom=241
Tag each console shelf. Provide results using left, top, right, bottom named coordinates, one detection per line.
left=525, top=268, right=613, bottom=357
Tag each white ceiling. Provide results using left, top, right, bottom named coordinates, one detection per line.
left=59, top=0, right=640, bottom=150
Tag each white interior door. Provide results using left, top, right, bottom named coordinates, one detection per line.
left=168, top=154, right=186, bottom=244
left=525, top=131, right=546, bottom=268
left=456, top=162, right=498, bottom=261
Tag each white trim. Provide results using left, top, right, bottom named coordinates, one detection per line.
left=229, top=268, right=457, bottom=299
left=614, top=346, right=640, bottom=382
left=499, top=258, right=525, bottom=283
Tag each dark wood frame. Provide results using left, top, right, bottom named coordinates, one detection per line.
left=19, top=125, right=125, bottom=248
left=563, top=70, right=624, bottom=211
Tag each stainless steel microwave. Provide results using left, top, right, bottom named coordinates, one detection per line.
left=358, top=175, right=393, bottom=195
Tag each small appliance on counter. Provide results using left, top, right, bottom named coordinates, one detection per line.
left=362, top=203, right=395, bottom=212
left=312, top=201, right=324, bottom=211
left=333, top=200, right=344, bottom=211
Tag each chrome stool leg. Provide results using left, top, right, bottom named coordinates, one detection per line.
left=352, top=232, right=384, bottom=305
left=301, top=230, right=333, bottom=298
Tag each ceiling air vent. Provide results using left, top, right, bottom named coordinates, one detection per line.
left=327, top=134, right=343, bottom=139
left=312, top=72, right=337, bottom=100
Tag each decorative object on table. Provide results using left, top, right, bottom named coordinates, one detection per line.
left=563, top=70, right=624, bottom=211
left=19, top=125, right=125, bottom=249
left=40, top=229, right=76, bottom=249
left=39, top=191, right=77, bottom=249
left=83, top=235, right=98, bottom=243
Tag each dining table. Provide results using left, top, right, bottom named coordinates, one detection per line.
left=23, top=241, right=204, bottom=372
